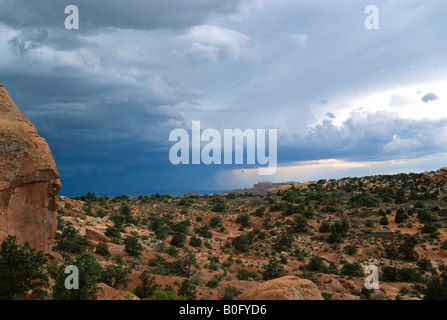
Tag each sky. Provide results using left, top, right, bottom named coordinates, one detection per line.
left=0, top=0, right=446, bottom=196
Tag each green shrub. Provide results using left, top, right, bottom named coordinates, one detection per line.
left=105, top=226, right=121, bottom=240
left=150, top=287, right=187, bottom=300
left=99, top=264, right=131, bottom=289
left=54, top=222, right=91, bottom=254
left=209, top=216, right=222, bottom=228
left=384, top=243, right=399, bottom=259
left=327, top=230, right=342, bottom=244
left=291, top=215, right=308, bottom=233
left=262, top=258, right=284, bottom=280
left=399, top=239, right=418, bottom=261
left=232, top=234, right=253, bottom=253
left=273, top=232, right=293, bottom=252
left=237, top=269, right=261, bottom=281
left=124, top=235, right=143, bottom=258
left=52, top=253, right=102, bottom=300
left=379, top=216, right=389, bottom=225
left=177, top=279, right=197, bottom=300
left=236, top=213, right=251, bottom=228
left=164, top=246, right=179, bottom=257
left=222, top=286, right=242, bottom=300
left=424, top=277, right=447, bottom=300
left=189, top=236, right=202, bottom=247
left=194, top=225, right=213, bottom=239
left=395, top=208, right=409, bottom=223
left=254, top=206, right=266, bottom=217
left=0, top=235, right=49, bottom=299
left=349, top=193, right=379, bottom=207
left=343, top=245, right=358, bottom=255
left=319, top=221, right=332, bottom=233
left=170, top=232, right=186, bottom=247
left=134, top=270, right=161, bottom=299
left=95, top=243, right=111, bottom=259
left=212, top=199, right=228, bottom=212
left=341, top=262, right=362, bottom=277
left=206, top=276, right=220, bottom=289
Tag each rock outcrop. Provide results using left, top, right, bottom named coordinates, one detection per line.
left=0, top=82, right=61, bottom=252
left=421, top=168, right=447, bottom=184
left=239, top=276, right=324, bottom=300
left=96, top=283, right=140, bottom=300
left=267, top=182, right=311, bottom=194
left=85, top=228, right=110, bottom=244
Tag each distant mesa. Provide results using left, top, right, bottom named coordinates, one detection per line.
left=230, top=182, right=296, bottom=195
left=0, top=82, right=61, bottom=252
left=228, top=181, right=311, bottom=195
left=184, top=192, right=200, bottom=197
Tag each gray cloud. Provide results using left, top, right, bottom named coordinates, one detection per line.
left=1, top=0, right=447, bottom=194
left=289, top=110, right=447, bottom=162
left=8, top=28, right=48, bottom=57
left=0, top=0, right=253, bottom=31
left=421, top=93, right=439, bottom=103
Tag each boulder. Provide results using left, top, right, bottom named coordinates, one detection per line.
left=46, top=251, right=63, bottom=261
left=318, top=274, right=345, bottom=293
left=239, top=276, right=324, bottom=300
left=85, top=228, right=110, bottom=243
left=0, top=82, right=61, bottom=252
left=96, top=283, right=140, bottom=300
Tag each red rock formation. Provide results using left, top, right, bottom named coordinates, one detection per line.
left=0, top=82, right=61, bottom=252
left=421, top=168, right=447, bottom=183
left=96, top=283, right=140, bottom=300
left=239, top=276, right=324, bottom=300
left=85, top=228, right=110, bottom=244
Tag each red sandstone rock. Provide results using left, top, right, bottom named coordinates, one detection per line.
left=318, top=274, right=345, bottom=293
left=0, top=82, right=61, bottom=252
left=239, top=276, right=323, bottom=300
left=85, top=227, right=110, bottom=243
left=421, top=168, right=447, bottom=184
left=96, top=283, right=140, bottom=300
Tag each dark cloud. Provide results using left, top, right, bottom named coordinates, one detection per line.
left=8, top=28, right=48, bottom=57
left=0, top=0, right=251, bottom=31
left=1, top=0, right=446, bottom=195
left=283, top=110, right=447, bottom=162
left=421, top=93, right=438, bottom=103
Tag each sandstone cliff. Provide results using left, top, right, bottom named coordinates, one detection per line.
left=0, top=82, right=61, bottom=252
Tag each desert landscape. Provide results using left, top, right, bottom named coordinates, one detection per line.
left=0, top=81, right=447, bottom=300
left=0, top=5, right=445, bottom=318
left=1, top=81, right=447, bottom=301
left=51, top=170, right=447, bottom=301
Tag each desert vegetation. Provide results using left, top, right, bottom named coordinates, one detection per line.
left=2, top=170, right=447, bottom=300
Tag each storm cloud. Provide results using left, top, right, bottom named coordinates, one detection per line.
left=1, top=0, right=446, bottom=195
